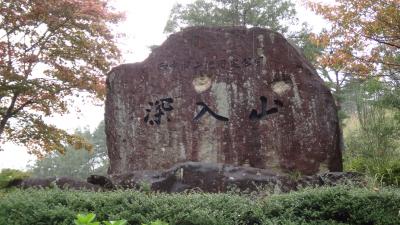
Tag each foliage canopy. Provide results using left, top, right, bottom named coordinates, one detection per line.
left=0, top=0, right=123, bottom=156
left=164, top=0, right=325, bottom=67
left=306, top=0, right=400, bottom=85
left=164, top=0, right=297, bottom=34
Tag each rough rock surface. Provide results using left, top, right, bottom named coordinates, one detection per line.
left=87, top=175, right=115, bottom=189
left=106, top=26, right=342, bottom=175
left=109, top=162, right=363, bottom=193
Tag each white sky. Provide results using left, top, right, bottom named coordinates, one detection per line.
left=0, top=0, right=327, bottom=171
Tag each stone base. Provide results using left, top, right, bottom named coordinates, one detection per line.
left=8, top=177, right=104, bottom=191
left=8, top=162, right=363, bottom=192
left=109, top=162, right=364, bottom=193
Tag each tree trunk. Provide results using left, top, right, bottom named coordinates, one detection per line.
left=0, top=92, right=19, bottom=140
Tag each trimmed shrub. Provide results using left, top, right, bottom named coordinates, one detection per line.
left=0, top=186, right=399, bottom=225
left=262, top=186, right=400, bottom=225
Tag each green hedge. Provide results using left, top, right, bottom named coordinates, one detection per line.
left=0, top=186, right=399, bottom=225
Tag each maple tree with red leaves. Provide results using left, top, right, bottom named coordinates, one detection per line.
left=0, top=0, right=123, bottom=156
left=305, top=0, right=399, bottom=89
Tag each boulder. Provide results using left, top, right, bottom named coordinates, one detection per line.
left=106, top=26, right=342, bottom=175
left=87, top=175, right=115, bottom=189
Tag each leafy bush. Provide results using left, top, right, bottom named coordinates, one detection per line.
left=74, top=213, right=128, bottom=225
left=343, top=105, right=400, bottom=186
left=0, top=186, right=399, bottom=225
left=0, top=168, right=30, bottom=189
left=343, top=79, right=400, bottom=186
left=142, top=219, right=169, bottom=225
left=346, top=156, right=400, bottom=187
left=73, top=213, right=166, bottom=225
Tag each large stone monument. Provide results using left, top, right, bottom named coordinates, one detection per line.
left=105, top=27, right=342, bottom=176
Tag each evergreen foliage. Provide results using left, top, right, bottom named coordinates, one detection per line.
left=29, top=121, right=108, bottom=179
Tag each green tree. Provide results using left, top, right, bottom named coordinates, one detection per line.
left=343, top=79, right=400, bottom=185
left=164, top=0, right=323, bottom=64
left=29, top=121, right=108, bottom=179
left=164, top=0, right=297, bottom=34
left=0, top=0, right=123, bottom=156
left=305, top=0, right=400, bottom=184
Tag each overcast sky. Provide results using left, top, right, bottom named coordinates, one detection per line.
left=0, top=0, right=326, bottom=170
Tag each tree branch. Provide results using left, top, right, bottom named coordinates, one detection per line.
left=23, top=18, right=71, bottom=55
left=11, top=99, right=35, bottom=117
left=363, top=34, right=400, bottom=49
